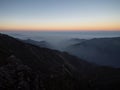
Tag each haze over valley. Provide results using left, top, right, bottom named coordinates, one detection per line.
left=1, top=31, right=120, bottom=68
left=0, top=0, right=120, bottom=89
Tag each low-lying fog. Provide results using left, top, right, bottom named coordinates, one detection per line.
left=1, top=31, right=120, bottom=50
left=1, top=31, right=120, bottom=68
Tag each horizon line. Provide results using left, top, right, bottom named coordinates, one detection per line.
left=0, top=29, right=120, bottom=32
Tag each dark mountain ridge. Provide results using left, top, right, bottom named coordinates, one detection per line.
left=23, top=39, right=52, bottom=48
left=0, top=33, right=120, bottom=90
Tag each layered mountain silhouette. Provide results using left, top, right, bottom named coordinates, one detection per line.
left=65, top=37, right=120, bottom=68
left=23, top=39, right=52, bottom=48
left=0, top=33, right=120, bottom=90
left=55, top=38, right=86, bottom=50
left=67, top=38, right=86, bottom=44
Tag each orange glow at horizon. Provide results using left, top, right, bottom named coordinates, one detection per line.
left=0, top=22, right=120, bottom=31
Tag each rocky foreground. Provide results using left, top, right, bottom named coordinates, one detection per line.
left=0, top=33, right=120, bottom=90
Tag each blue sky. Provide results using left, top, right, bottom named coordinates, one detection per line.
left=0, top=0, right=120, bottom=31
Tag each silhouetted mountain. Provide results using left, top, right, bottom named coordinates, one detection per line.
left=65, top=37, right=120, bottom=68
left=68, top=38, right=86, bottom=44
left=53, top=38, right=86, bottom=51
left=23, top=39, right=52, bottom=48
left=0, top=33, right=120, bottom=90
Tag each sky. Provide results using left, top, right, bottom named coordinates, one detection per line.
left=0, top=0, right=120, bottom=31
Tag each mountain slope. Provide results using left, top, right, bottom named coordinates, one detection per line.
left=0, top=33, right=81, bottom=90
left=0, top=33, right=120, bottom=90
left=65, top=37, right=120, bottom=67
left=23, top=39, right=52, bottom=48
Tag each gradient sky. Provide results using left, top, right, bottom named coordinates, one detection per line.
left=0, top=0, right=120, bottom=31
